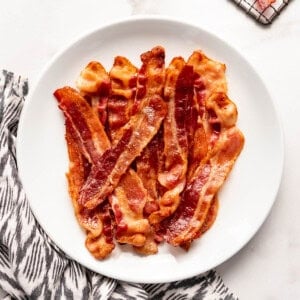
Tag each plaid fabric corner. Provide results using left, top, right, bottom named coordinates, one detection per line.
left=231, top=0, right=290, bottom=25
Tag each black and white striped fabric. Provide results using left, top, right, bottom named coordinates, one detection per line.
left=0, top=70, right=238, bottom=300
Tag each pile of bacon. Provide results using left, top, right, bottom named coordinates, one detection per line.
left=54, top=46, right=244, bottom=259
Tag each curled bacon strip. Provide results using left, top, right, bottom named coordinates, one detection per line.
left=186, top=50, right=227, bottom=174
left=76, top=61, right=111, bottom=125
left=149, top=57, right=193, bottom=224
left=108, top=56, right=137, bottom=142
left=80, top=95, right=167, bottom=210
left=181, top=195, right=219, bottom=251
left=54, top=86, right=110, bottom=164
left=55, top=87, right=115, bottom=259
left=137, top=128, right=164, bottom=204
left=161, top=126, right=244, bottom=246
left=179, top=51, right=231, bottom=240
left=80, top=47, right=167, bottom=212
left=205, top=92, right=238, bottom=150
left=110, top=169, right=151, bottom=247
left=65, top=119, right=114, bottom=259
left=187, top=51, right=227, bottom=100
left=160, top=91, right=243, bottom=246
left=107, top=56, right=153, bottom=248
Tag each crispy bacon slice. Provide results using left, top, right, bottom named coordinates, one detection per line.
left=107, top=56, right=155, bottom=248
left=205, top=92, right=238, bottom=150
left=65, top=119, right=114, bottom=259
left=132, top=46, right=165, bottom=114
left=133, top=130, right=163, bottom=255
left=54, top=86, right=110, bottom=164
left=186, top=50, right=228, bottom=176
left=137, top=128, right=164, bottom=202
left=76, top=61, right=110, bottom=95
left=65, top=119, right=89, bottom=207
left=187, top=51, right=227, bottom=100
left=80, top=94, right=167, bottom=210
left=135, top=46, right=166, bottom=203
left=161, top=126, right=244, bottom=246
left=158, top=90, right=242, bottom=247
left=80, top=47, right=167, bottom=212
left=149, top=57, right=193, bottom=224
left=76, top=61, right=111, bottom=125
left=108, top=56, right=138, bottom=142
left=192, top=92, right=238, bottom=241
left=110, top=169, right=151, bottom=247
left=84, top=201, right=115, bottom=259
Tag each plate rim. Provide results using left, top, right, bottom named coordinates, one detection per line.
left=16, top=15, right=285, bottom=283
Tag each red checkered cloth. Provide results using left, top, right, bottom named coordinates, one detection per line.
left=231, top=0, right=290, bottom=24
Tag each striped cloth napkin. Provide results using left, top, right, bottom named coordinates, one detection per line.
left=0, top=70, right=237, bottom=300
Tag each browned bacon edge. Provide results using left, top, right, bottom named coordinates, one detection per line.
left=131, top=46, right=166, bottom=254
left=80, top=94, right=167, bottom=210
left=135, top=46, right=165, bottom=203
left=205, top=92, right=238, bottom=150
left=55, top=87, right=115, bottom=259
left=54, top=86, right=110, bottom=164
left=180, top=51, right=229, bottom=239
left=186, top=73, right=207, bottom=178
left=199, top=195, right=219, bottom=236
left=65, top=119, right=114, bottom=259
left=107, top=55, right=153, bottom=248
left=187, top=51, right=227, bottom=102
left=108, top=56, right=138, bottom=142
left=57, top=48, right=244, bottom=256
left=76, top=61, right=111, bottom=126
left=137, top=128, right=164, bottom=206
left=160, top=126, right=244, bottom=246
left=131, top=46, right=165, bottom=115
left=187, top=50, right=227, bottom=155
left=180, top=195, right=219, bottom=251
left=149, top=58, right=193, bottom=225
left=110, top=169, right=151, bottom=247
left=160, top=92, right=241, bottom=247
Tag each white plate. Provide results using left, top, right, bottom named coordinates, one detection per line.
left=17, top=16, right=284, bottom=283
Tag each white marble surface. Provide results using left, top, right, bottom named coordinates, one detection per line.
left=1, top=0, right=299, bottom=299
